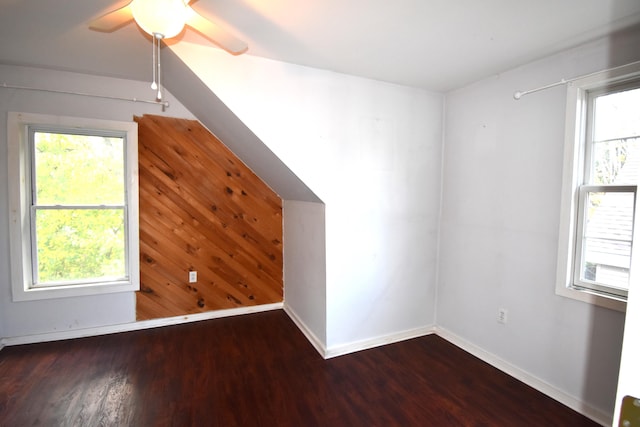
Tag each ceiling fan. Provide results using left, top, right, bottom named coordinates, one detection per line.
left=89, top=0, right=248, bottom=100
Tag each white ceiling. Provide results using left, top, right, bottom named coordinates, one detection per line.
left=1, top=0, right=640, bottom=92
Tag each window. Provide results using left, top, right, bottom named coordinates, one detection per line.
left=8, top=112, right=139, bottom=301
left=556, top=63, right=640, bottom=311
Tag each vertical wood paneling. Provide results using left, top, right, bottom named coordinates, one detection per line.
left=135, top=115, right=283, bottom=320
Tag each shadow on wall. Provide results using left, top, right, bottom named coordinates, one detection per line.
left=582, top=305, right=625, bottom=418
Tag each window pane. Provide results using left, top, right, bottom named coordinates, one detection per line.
left=35, top=209, right=126, bottom=284
left=582, top=259, right=629, bottom=291
left=593, top=87, right=640, bottom=142
left=34, top=132, right=124, bottom=205
left=591, top=137, right=640, bottom=185
left=581, top=191, right=634, bottom=290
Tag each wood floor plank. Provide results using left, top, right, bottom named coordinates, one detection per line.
left=0, top=311, right=600, bottom=426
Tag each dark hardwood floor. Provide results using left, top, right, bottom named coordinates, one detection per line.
left=0, top=310, right=599, bottom=426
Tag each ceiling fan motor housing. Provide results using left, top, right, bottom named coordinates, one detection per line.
left=130, top=0, right=187, bottom=38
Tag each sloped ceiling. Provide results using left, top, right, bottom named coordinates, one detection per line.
left=162, top=50, right=322, bottom=202
left=1, top=0, right=640, bottom=92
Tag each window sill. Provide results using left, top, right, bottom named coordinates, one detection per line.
left=12, top=280, right=139, bottom=302
left=556, top=284, right=626, bottom=312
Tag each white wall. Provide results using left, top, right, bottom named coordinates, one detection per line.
left=171, top=45, right=443, bottom=350
left=0, top=64, right=194, bottom=339
left=282, top=200, right=327, bottom=350
left=438, top=26, right=640, bottom=423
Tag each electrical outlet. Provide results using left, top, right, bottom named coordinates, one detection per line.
left=497, top=308, right=508, bottom=324
left=189, top=271, right=197, bottom=283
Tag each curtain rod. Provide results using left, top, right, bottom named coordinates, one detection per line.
left=513, top=60, right=640, bottom=100
left=1, top=82, right=170, bottom=110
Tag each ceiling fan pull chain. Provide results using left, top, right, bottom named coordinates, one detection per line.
left=155, top=33, right=163, bottom=101
left=151, top=33, right=158, bottom=91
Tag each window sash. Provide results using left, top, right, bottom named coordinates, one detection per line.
left=584, top=84, right=640, bottom=186
left=30, top=205, right=130, bottom=287
left=573, top=185, right=637, bottom=298
left=26, top=122, right=134, bottom=291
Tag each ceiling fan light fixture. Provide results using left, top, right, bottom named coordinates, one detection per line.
left=131, top=0, right=187, bottom=38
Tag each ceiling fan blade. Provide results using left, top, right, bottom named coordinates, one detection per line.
left=185, top=8, right=248, bottom=55
left=89, top=2, right=134, bottom=32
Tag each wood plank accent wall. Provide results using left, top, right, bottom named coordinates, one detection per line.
left=135, top=115, right=283, bottom=320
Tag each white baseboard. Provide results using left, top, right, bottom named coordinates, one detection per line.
left=434, top=326, right=611, bottom=427
left=325, top=324, right=436, bottom=359
left=0, top=303, right=283, bottom=348
left=283, top=304, right=435, bottom=360
left=283, top=304, right=327, bottom=357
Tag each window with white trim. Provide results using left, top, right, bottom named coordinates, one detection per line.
left=8, top=112, right=140, bottom=301
left=556, top=63, right=640, bottom=311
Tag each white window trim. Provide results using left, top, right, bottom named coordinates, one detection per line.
left=7, top=112, right=140, bottom=301
left=555, top=62, right=640, bottom=312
